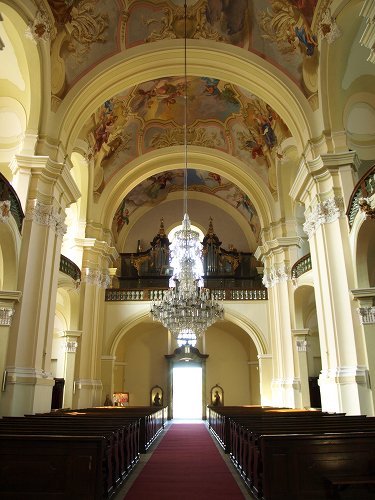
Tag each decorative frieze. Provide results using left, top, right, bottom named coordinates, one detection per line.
left=0, top=200, right=11, bottom=223
left=358, top=197, right=375, bottom=221
left=25, top=200, right=67, bottom=237
left=25, top=8, right=54, bottom=43
left=358, top=307, right=375, bottom=324
left=81, top=268, right=111, bottom=289
left=65, top=337, right=78, bottom=353
left=360, top=0, right=375, bottom=64
left=318, top=9, right=341, bottom=44
left=303, top=196, right=344, bottom=238
left=296, top=339, right=309, bottom=352
left=262, top=264, right=289, bottom=288
left=0, top=307, right=15, bottom=326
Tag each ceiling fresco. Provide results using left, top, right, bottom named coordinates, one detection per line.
left=45, top=0, right=326, bottom=105
left=112, top=169, right=261, bottom=243
left=82, top=76, right=291, bottom=195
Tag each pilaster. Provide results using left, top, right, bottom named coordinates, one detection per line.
left=2, top=157, right=80, bottom=416
left=101, top=355, right=116, bottom=405
left=256, top=234, right=303, bottom=408
left=73, top=238, right=118, bottom=408
left=292, top=328, right=311, bottom=408
left=257, top=354, right=272, bottom=406
left=290, top=151, right=373, bottom=415
left=61, top=330, right=82, bottom=409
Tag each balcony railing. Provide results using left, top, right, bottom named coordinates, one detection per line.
left=105, top=288, right=267, bottom=301
left=59, top=255, right=81, bottom=282
left=291, top=253, right=312, bottom=279
left=0, top=172, right=24, bottom=233
left=347, top=165, right=375, bottom=229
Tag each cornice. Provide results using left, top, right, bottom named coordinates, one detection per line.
left=290, top=151, right=359, bottom=203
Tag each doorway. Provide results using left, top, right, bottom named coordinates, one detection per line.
left=172, top=365, right=202, bottom=419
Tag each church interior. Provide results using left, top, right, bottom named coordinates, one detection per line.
left=0, top=0, right=375, bottom=463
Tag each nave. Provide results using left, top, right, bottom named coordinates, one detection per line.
left=119, top=421, right=248, bottom=500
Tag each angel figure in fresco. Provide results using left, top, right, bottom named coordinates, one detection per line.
left=202, top=77, right=221, bottom=97
left=114, top=199, right=129, bottom=235
left=232, top=188, right=255, bottom=221
left=145, top=172, right=173, bottom=200
left=258, top=0, right=317, bottom=57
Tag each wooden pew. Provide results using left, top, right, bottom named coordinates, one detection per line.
left=260, top=432, right=375, bottom=499
left=208, top=406, right=375, bottom=499
left=0, top=405, right=167, bottom=499
left=0, top=434, right=107, bottom=500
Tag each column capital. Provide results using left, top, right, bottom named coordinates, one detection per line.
left=290, top=151, right=359, bottom=205
left=303, top=195, right=345, bottom=239
left=262, top=263, right=290, bottom=288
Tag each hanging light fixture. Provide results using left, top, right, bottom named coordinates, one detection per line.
left=150, top=1, right=224, bottom=343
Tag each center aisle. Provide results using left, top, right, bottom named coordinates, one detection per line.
left=124, top=422, right=246, bottom=499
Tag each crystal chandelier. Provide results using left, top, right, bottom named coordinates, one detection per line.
left=150, top=2, right=224, bottom=342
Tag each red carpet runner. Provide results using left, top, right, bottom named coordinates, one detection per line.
left=124, top=423, right=245, bottom=499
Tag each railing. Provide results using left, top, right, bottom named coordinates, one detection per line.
left=347, top=165, right=375, bottom=229
left=105, top=288, right=268, bottom=301
left=59, top=254, right=81, bottom=282
left=291, top=253, right=312, bottom=279
left=0, top=172, right=24, bottom=233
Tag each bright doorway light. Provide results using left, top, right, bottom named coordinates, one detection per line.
left=172, top=366, right=202, bottom=419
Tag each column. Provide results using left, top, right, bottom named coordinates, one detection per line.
left=257, top=354, right=273, bottom=406
left=2, top=157, right=80, bottom=416
left=352, top=288, right=375, bottom=416
left=256, top=237, right=303, bottom=408
left=0, top=291, right=22, bottom=408
left=61, top=330, right=82, bottom=409
left=101, top=355, right=116, bottom=405
left=292, top=328, right=311, bottom=408
left=291, top=151, right=372, bottom=415
left=73, top=238, right=118, bottom=409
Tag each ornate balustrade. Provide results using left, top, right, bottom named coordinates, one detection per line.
left=59, top=254, right=81, bottom=282
left=105, top=288, right=267, bottom=301
left=0, top=172, right=24, bottom=233
left=347, top=165, right=375, bottom=228
left=291, top=253, right=312, bottom=279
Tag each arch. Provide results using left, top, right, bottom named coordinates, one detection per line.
left=0, top=2, right=43, bottom=146
left=319, top=0, right=375, bottom=140
left=118, top=189, right=257, bottom=252
left=353, top=217, right=375, bottom=288
left=54, top=41, right=316, bottom=156
left=97, top=147, right=277, bottom=232
left=293, top=284, right=318, bottom=330
left=0, top=218, right=20, bottom=289
left=219, top=310, right=268, bottom=356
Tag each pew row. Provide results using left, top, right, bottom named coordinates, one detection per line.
left=0, top=405, right=168, bottom=499
left=208, top=406, right=375, bottom=500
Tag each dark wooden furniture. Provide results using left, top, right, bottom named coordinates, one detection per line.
left=0, top=405, right=168, bottom=499
left=208, top=405, right=375, bottom=500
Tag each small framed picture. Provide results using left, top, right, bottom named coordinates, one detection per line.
left=113, top=392, right=129, bottom=406
left=150, top=385, right=163, bottom=406
left=210, top=385, right=224, bottom=406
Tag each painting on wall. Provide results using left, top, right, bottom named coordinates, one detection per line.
left=112, top=169, right=262, bottom=243
left=113, top=392, right=129, bottom=406
left=82, top=76, right=291, bottom=195
left=47, top=1, right=323, bottom=108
